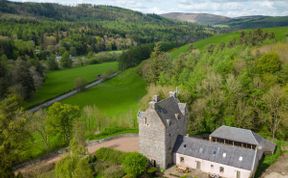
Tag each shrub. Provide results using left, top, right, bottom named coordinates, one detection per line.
left=103, top=165, right=125, bottom=178
left=255, top=52, right=281, bottom=74
left=95, top=148, right=126, bottom=164
left=122, top=152, right=149, bottom=178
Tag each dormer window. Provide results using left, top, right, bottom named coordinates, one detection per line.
left=175, top=113, right=181, bottom=120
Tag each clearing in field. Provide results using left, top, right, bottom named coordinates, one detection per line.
left=25, top=62, right=118, bottom=108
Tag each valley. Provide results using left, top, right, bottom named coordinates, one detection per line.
left=0, top=0, right=287, bottom=178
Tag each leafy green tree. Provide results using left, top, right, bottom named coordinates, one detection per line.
left=0, top=95, right=30, bottom=177
left=60, top=51, right=72, bottom=68
left=122, top=152, right=149, bottom=178
left=263, top=85, right=288, bottom=140
left=143, top=43, right=172, bottom=83
left=12, top=59, right=35, bottom=99
left=74, top=77, right=87, bottom=92
left=47, top=56, right=59, bottom=70
left=0, top=59, right=9, bottom=98
left=46, top=102, right=80, bottom=144
left=55, top=121, right=92, bottom=178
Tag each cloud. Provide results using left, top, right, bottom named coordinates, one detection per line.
left=13, top=0, right=288, bottom=17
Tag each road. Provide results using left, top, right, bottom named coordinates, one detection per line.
left=15, top=135, right=139, bottom=175
left=28, top=72, right=118, bottom=112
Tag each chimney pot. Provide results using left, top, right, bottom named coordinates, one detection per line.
left=152, top=95, right=160, bottom=102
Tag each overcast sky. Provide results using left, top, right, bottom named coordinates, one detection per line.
left=12, top=0, right=288, bottom=17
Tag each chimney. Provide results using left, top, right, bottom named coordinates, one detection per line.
left=149, top=101, right=156, bottom=109
left=169, top=91, right=177, bottom=98
left=152, top=95, right=160, bottom=102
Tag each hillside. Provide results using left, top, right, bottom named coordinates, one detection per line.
left=141, top=26, right=288, bottom=140
left=0, top=0, right=208, bottom=43
left=161, top=12, right=231, bottom=25
left=222, top=15, right=288, bottom=29
left=161, top=12, right=288, bottom=29
left=0, top=0, right=210, bottom=102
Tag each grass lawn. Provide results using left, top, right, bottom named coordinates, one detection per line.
left=25, top=62, right=118, bottom=108
left=63, top=67, right=146, bottom=118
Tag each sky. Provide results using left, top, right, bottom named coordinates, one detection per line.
left=12, top=0, right=288, bottom=17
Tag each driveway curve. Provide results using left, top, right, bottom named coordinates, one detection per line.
left=15, top=135, right=139, bottom=175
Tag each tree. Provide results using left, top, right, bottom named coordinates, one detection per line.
left=0, top=59, right=9, bottom=98
left=263, top=85, right=288, bottom=140
left=0, top=95, right=30, bottom=177
left=143, top=43, right=172, bottom=83
left=122, top=152, right=149, bottom=178
left=28, top=111, right=50, bottom=150
left=47, top=56, right=59, bottom=70
left=60, top=51, right=72, bottom=68
left=12, top=59, right=35, bottom=99
left=55, top=121, right=92, bottom=178
left=74, top=77, right=87, bottom=92
left=46, top=102, right=80, bottom=144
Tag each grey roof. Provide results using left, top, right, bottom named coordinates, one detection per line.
left=210, top=126, right=276, bottom=153
left=154, top=96, right=184, bottom=126
left=173, top=135, right=257, bottom=170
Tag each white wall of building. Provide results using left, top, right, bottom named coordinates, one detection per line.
left=175, top=153, right=252, bottom=178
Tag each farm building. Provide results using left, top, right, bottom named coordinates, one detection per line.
left=138, top=92, right=275, bottom=178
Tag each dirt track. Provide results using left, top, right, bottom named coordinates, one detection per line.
left=16, top=135, right=139, bottom=175
left=262, top=153, right=288, bottom=178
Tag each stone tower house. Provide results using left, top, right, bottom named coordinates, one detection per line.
left=138, top=91, right=188, bottom=169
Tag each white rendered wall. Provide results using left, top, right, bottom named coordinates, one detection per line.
left=175, top=153, right=252, bottom=178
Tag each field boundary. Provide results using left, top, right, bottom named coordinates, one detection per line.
left=27, top=72, right=119, bottom=112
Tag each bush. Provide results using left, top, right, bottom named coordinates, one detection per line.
left=95, top=148, right=126, bottom=164
left=103, top=165, right=125, bottom=178
left=255, top=52, right=281, bottom=74
left=122, top=152, right=149, bottom=178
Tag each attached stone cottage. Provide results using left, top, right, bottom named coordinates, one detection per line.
left=138, top=92, right=275, bottom=178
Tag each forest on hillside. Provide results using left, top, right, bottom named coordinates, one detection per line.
left=140, top=29, right=288, bottom=140
left=0, top=0, right=211, bottom=101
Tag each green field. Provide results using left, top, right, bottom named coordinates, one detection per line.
left=63, top=67, right=146, bottom=118
left=25, top=62, right=118, bottom=108
left=170, top=26, right=288, bottom=59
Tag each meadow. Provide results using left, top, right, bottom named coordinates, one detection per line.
left=64, top=67, right=146, bottom=115
left=25, top=62, right=118, bottom=108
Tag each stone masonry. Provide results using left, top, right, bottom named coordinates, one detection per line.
left=138, top=91, right=188, bottom=169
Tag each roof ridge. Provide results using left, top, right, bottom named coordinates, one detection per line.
left=249, top=130, right=260, bottom=145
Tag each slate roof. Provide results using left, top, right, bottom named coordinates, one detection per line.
left=210, top=126, right=275, bottom=153
left=173, top=135, right=257, bottom=170
left=154, top=96, right=184, bottom=126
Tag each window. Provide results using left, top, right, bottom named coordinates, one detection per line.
left=183, top=144, right=187, bottom=148
left=144, top=117, right=147, bottom=125
left=239, top=156, right=243, bottom=161
left=236, top=171, right=241, bottom=178
left=180, top=157, right=184, bottom=163
left=220, top=167, right=224, bottom=173
left=223, top=153, right=226, bottom=158
left=196, top=161, right=201, bottom=169
left=210, top=164, right=214, bottom=168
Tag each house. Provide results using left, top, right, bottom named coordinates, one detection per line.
left=138, top=92, right=275, bottom=178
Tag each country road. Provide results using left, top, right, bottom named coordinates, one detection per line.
left=15, top=135, right=139, bottom=175
left=28, top=72, right=119, bottom=112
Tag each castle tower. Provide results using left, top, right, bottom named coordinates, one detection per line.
left=138, top=91, right=188, bottom=169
